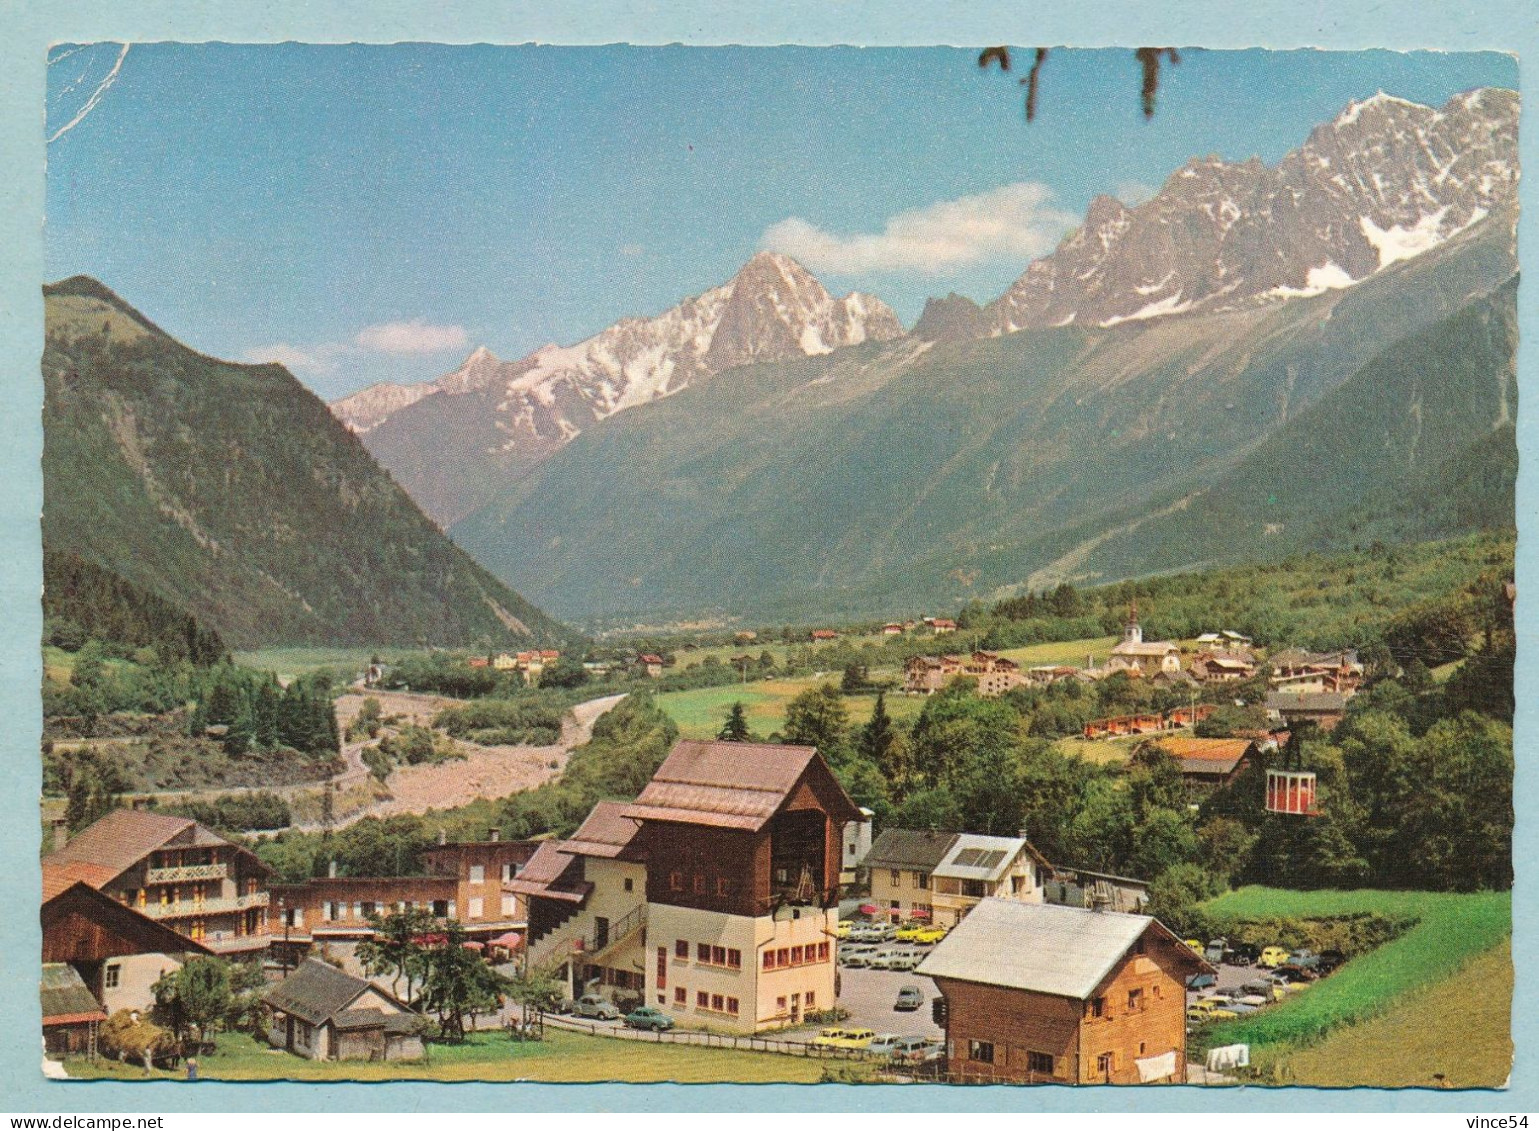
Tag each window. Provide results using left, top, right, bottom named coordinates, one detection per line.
left=968, top=1040, right=995, bottom=1064
left=696, top=991, right=709, bottom=1008
left=674, top=986, right=686, bottom=1007
left=805, top=990, right=815, bottom=1008
left=777, top=948, right=789, bottom=966
left=469, top=864, right=485, bottom=884
left=914, top=872, right=929, bottom=890
left=501, top=895, right=516, bottom=917
left=727, top=949, right=742, bottom=969
left=890, top=869, right=902, bottom=886
left=763, top=950, right=776, bottom=970
left=1097, top=1053, right=1114, bottom=1076
left=716, top=877, right=731, bottom=897
left=1152, top=985, right=1161, bottom=1000
left=624, top=877, right=634, bottom=893
left=656, top=947, right=667, bottom=990
left=1028, top=1051, right=1055, bottom=1075
left=817, top=942, right=830, bottom=961
left=1127, top=988, right=1145, bottom=1013
left=790, top=945, right=803, bottom=964
left=711, top=945, right=726, bottom=966
left=676, top=940, right=690, bottom=960
left=1090, top=996, right=1105, bottom=1019
left=697, top=942, right=711, bottom=962
left=693, top=874, right=706, bottom=895
left=711, top=993, right=724, bottom=1013
left=500, top=863, right=514, bottom=882
left=669, top=872, right=683, bottom=892
left=776, top=996, right=787, bottom=1013
left=104, top=964, right=120, bottom=990
left=1138, top=1041, right=1146, bottom=1055
left=726, top=997, right=739, bottom=1016
left=432, top=900, right=450, bottom=917
left=468, top=897, right=484, bottom=919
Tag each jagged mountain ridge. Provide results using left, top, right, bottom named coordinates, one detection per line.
left=333, top=252, right=903, bottom=525
left=979, top=88, right=1518, bottom=334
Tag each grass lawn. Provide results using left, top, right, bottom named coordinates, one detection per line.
left=657, top=678, right=925, bottom=740
left=996, top=636, right=1119, bottom=669
left=1280, top=940, right=1512, bottom=1088
left=66, top=1028, right=856, bottom=1084
left=233, top=647, right=401, bottom=681
left=1195, top=887, right=1511, bottom=1079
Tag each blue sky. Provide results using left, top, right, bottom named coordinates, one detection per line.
left=45, top=44, right=1517, bottom=401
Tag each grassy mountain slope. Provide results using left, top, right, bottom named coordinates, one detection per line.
left=450, top=216, right=1516, bottom=627
left=42, top=277, right=572, bottom=650
left=1071, top=278, right=1518, bottom=582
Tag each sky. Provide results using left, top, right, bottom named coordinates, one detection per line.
left=44, top=44, right=1518, bottom=401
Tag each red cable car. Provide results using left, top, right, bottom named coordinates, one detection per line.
left=1264, top=730, right=1321, bottom=816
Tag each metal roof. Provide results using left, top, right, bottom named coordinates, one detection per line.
left=915, top=899, right=1205, bottom=999
left=860, top=828, right=959, bottom=872
left=932, top=834, right=1034, bottom=883
left=563, top=800, right=642, bottom=859
left=621, top=740, right=859, bottom=832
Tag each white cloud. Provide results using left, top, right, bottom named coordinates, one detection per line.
left=240, top=342, right=346, bottom=375
left=1117, top=181, right=1157, bottom=207
left=759, top=182, right=1077, bottom=275
left=354, top=319, right=468, bottom=355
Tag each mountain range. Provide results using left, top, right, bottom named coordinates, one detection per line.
left=41, top=277, right=572, bottom=650
left=434, top=88, right=1518, bottom=628
left=334, top=254, right=903, bottom=526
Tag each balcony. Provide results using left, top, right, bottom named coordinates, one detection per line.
left=139, top=892, right=270, bottom=919
left=145, top=863, right=229, bottom=885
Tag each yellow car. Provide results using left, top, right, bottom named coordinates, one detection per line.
left=1259, top=946, right=1291, bottom=968
left=810, top=1028, right=851, bottom=1048
left=1185, top=938, right=1205, bottom=957
left=833, top=921, right=853, bottom=939
left=912, top=924, right=948, bottom=945
left=1186, top=1001, right=1238, bottom=1022
left=830, top=1028, right=876, bottom=1050
left=894, top=922, right=927, bottom=942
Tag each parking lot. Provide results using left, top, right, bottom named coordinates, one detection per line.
left=828, top=964, right=943, bottom=1041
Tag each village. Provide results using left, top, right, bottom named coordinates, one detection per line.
left=40, top=608, right=1387, bottom=1087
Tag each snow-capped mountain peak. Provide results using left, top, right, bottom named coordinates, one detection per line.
left=983, top=86, right=1517, bottom=334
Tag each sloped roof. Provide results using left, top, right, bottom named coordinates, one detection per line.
left=861, top=828, right=959, bottom=872
left=333, top=1007, right=389, bottom=1032
left=41, top=963, right=107, bottom=1025
left=933, top=834, right=1049, bottom=883
left=915, top=899, right=1206, bottom=999
left=43, top=808, right=267, bottom=895
left=1111, top=641, right=1178, bottom=656
left=1157, top=737, right=1252, bottom=762
left=262, top=959, right=400, bottom=1027
left=43, top=881, right=215, bottom=963
left=622, top=740, right=856, bottom=831
left=503, top=841, right=587, bottom=903
left=563, top=800, right=641, bottom=859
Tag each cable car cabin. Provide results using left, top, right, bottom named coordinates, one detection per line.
left=1265, top=769, right=1319, bottom=816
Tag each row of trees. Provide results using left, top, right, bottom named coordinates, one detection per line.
left=187, top=666, right=340, bottom=757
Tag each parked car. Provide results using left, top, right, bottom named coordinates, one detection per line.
left=841, top=950, right=876, bottom=968
left=1204, top=939, right=1229, bottom=964
left=833, top=920, right=853, bottom=939
left=866, top=1034, right=903, bottom=1057
left=1186, top=1000, right=1238, bottom=1022
left=1184, top=938, right=1205, bottom=957
left=894, top=985, right=925, bottom=1012
left=572, top=994, right=620, bottom=1021
left=885, top=951, right=922, bottom=972
left=1241, top=979, right=1286, bottom=1002
left=624, top=1005, right=674, bottom=1032
left=1185, top=972, right=1217, bottom=992
left=1229, top=942, right=1261, bottom=965
left=894, top=922, right=928, bottom=943
left=1258, top=946, right=1291, bottom=968
left=1318, top=949, right=1346, bottom=974
left=1286, top=948, right=1321, bottom=970
left=866, top=948, right=911, bottom=970
left=890, top=1035, right=934, bottom=1064
left=830, top=1028, right=876, bottom=1050
left=858, top=922, right=898, bottom=942
left=811, top=1028, right=851, bottom=1048
left=911, top=925, right=948, bottom=945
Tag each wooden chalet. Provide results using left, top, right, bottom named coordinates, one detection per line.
left=262, top=958, right=423, bottom=1061
left=42, top=879, right=214, bottom=1021
left=1153, top=735, right=1274, bottom=792
left=41, top=963, right=107, bottom=1057
left=917, top=899, right=1208, bottom=1084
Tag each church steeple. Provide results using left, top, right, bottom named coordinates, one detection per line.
left=1123, top=599, right=1142, bottom=646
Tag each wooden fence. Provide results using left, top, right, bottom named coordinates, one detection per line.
left=542, top=1013, right=886, bottom=1061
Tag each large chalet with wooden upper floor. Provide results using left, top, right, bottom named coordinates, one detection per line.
left=512, top=739, right=861, bottom=1034
left=43, top=808, right=271, bottom=954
